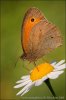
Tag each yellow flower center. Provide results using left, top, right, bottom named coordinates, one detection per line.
left=30, top=63, right=54, bottom=81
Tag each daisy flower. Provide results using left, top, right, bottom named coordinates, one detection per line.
left=14, top=59, right=66, bottom=96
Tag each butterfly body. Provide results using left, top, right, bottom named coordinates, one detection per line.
left=21, top=7, right=62, bottom=62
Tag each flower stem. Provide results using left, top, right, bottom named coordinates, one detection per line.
left=44, top=78, right=56, bottom=99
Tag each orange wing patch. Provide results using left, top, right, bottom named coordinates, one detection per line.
left=22, top=18, right=42, bottom=53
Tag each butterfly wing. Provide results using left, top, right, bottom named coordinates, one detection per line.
left=21, top=7, right=47, bottom=55
left=28, top=20, right=62, bottom=60
left=21, top=7, right=62, bottom=61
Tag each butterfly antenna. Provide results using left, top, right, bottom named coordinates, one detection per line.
left=15, top=56, right=21, bottom=68
left=34, top=61, right=36, bottom=66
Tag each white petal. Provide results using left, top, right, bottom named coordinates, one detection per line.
left=55, top=60, right=65, bottom=67
left=21, top=88, right=30, bottom=96
left=51, top=62, right=57, bottom=66
left=35, top=79, right=43, bottom=86
left=47, top=71, right=64, bottom=79
left=42, top=76, right=48, bottom=81
left=21, top=83, right=34, bottom=96
left=35, top=76, right=48, bottom=86
left=16, top=82, right=32, bottom=96
left=14, top=80, right=32, bottom=88
left=16, top=78, right=30, bottom=84
left=21, top=75, right=30, bottom=79
left=54, top=63, right=66, bottom=71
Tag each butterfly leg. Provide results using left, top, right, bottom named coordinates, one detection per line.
left=25, top=66, right=31, bottom=71
left=34, top=62, right=39, bottom=71
left=42, top=57, right=49, bottom=63
left=22, top=61, right=31, bottom=72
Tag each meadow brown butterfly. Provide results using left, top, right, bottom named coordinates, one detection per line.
left=21, top=7, right=62, bottom=62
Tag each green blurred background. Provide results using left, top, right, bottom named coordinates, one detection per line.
left=1, top=0, right=65, bottom=99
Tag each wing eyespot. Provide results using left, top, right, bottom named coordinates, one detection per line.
left=31, top=18, right=34, bottom=22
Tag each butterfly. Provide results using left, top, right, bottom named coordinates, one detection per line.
left=21, top=7, right=62, bottom=62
